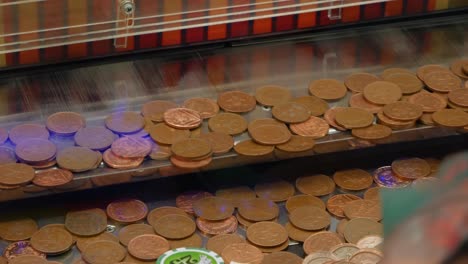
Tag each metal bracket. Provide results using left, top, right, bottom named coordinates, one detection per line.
left=328, top=0, right=344, bottom=20
left=114, top=0, right=135, bottom=48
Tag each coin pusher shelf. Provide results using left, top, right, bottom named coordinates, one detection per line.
left=0, top=14, right=467, bottom=202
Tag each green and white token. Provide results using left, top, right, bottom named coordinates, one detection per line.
left=157, top=247, right=224, bottom=264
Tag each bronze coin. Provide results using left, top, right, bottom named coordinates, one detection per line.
left=0, top=128, right=8, bottom=145
left=364, top=187, right=381, bottom=201
left=147, top=207, right=190, bottom=227
left=9, top=124, right=49, bottom=145
left=176, top=190, right=213, bottom=214
left=424, top=71, right=461, bottom=92
left=167, top=233, right=202, bottom=250
left=344, top=218, right=383, bottom=244
left=289, top=206, right=331, bottom=230
left=103, top=149, right=144, bottom=169
left=30, top=226, right=73, bottom=254
left=392, top=157, right=431, bottom=179
left=260, top=252, right=303, bottom=264
left=215, top=186, right=256, bottom=208
left=255, top=85, right=292, bottom=106
left=236, top=212, right=258, bottom=228
left=15, top=139, right=56, bottom=163
left=206, top=234, right=246, bottom=255
left=383, top=72, right=424, bottom=94
left=408, top=91, right=447, bottom=112
left=373, top=166, right=411, bottom=188
left=46, top=112, right=86, bottom=136
left=196, top=215, right=238, bottom=236
left=0, top=163, right=35, bottom=186
left=303, top=231, right=342, bottom=255
left=272, top=102, right=311, bottom=123
left=153, top=214, right=196, bottom=239
left=8, top=256, right=48, bottom=264
left=334, top=107, right=374, bottom=129
left=238, top=198, right=279, bottom=222
left=309, top=79, right=347, bottom=100
left=221, top=243, right=264, bottom=264
left=122, top=253, right=154, bottom=264
left=376, top=111, right=415, bottom=130
left=171, top=138, right=212, bottom=159
left=248, top=120, right=291, bottom=145
left=447, top=100, right=468, bottom=111
left=0, top=146, right=16, bottom=164
left=324, top=107, right=347, bottom=131
left=74, top=126, right=115, bottom=151
left=217, top=91, right=256, bottom=113
left=3, top=241, right=46, bottom=260
left=199, top=132, right=234, bottom=155
left=208, top=113, right=248, bottom=135
left=82, top=240, right=126, bottom=264
left=111, top=136, right=152, bottom=158
left=383, top=101, right=423, bottom=121
left=57, top=147, right=98, bottom=172
left=149, top=123, right=190, bottom=145
left=76, top=232, right=119, bottom=252
left=249, top=238, right=289, bottom=253
left=105, top=111, right=145, bottom=134
left=234, top=140, right=274, bottom=156
left=450, top=59, right=468, bottom=79
left=296, top=174, right=335, bottom=196
left=149, top=142, right=172, bottom=160
left=326, top=194, right=362, bottom=218
left=254, top=180, right=295, bottom=202
left=293, top=95, right=329, bottom=116
left=107, top=199, right=148, bottom=223
left=183, top=97, right=219, bottom=119
left=352, top=124, right=392, bottom=140
left=448, top=88, right=468, bottom=108
left=302, top=252, right=334, bottom=264
left=193, top=196, right=234, bottom=221
left=349, top=93, right=382, bottom=114
left=41, top=224, right=77, bottom=244
left=289, top=116, right=329, bottom=139
left=246, top=222, right=288, bottom=247
left=285, top=195, right=325, bottom=213
left=363, top=81, right=402, bottom=105
left=330, top=243, right=360, bottom=260
left=343, top=200, right=382, bottom=221
left=336, top=219, right=349, bottom=236
left=345, top=73, right=380, bottom=93
left=416, top=64, right=451, bottom=81
left=142, top=100, right=178, bottom=122
left=276, top=135, right=315, bottom=152
left=163, top=108, right=202, bottom=129
left=349, top=249, right=383, bottom=263
left=381, top=68, right=413, bottom=79
left=170, top=155, right=212, bottom=169
left=33, top=169, right=73, bottom=187
left=0, top=218, right=38, bottom=241
left=333, top=169, right=373, bottom=191
left=284, top=222, right=323, bottom=242
left=65, top=208, right=108, bottom=236
left=118, top=224, right=155, bottom=247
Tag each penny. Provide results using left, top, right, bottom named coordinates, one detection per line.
left=344, top=218, right=383, bottom=244
left=302, top=252, right=334, bottom=264
left=0, top=128, right=8, bottom=144
left=92, top=151, right=103, bottom=169
left=416, top=64, right=451, bottom=81
left=330, top=243, right=360, bottom=260
left=46, top=112, right=86, bottom=136
left=193, top=196, right=234, bottom=221
left=381, top=68, right=413, bottom=79
left=290, top=116, right=329, bottom=139
left=352, top=124, right=392, bottom=140
left=238, top=198, right=279, bottom=222
left=8, top=256, right=48, bottom=264
left=254, top=180, right=295, bottom=202
left=41, top=224, right=77, bottom=244
left=373, top=166, right=411, bottom=188
left=383, top=101, right=423, bottom=121
left=170, top=155, right=212, bottom=169
left=217, top=91, right=257, bottom=113
left=111, top=136, right=152, bottom=158
left=117, top=224, right=154, bottom=247
left=9, top=124, right=50, bottom=145
left=255, top=85, right=292, bottom=106
left=425, top=71, right=461, bottom=92
left=183, top=97, right=219, bottom=119
left=343, top=200, right=382, bottom=221
left=349, top=249, right=383, bottom=264
left=250, top=239, right=289, bottom=253
left=167, top=233, right=202, bottom=250
left=334, top=107, right=374, bottom=129
left=163, top=108, right=202, bottom=129
left=447, top=100, right=468, bottom=111
left=293, top=95, right=329, bottom=116
left=221, top=243, right=264, bottom=264
left=408, top=91, right=447, bottom=112
left=248, top=119, right=291, bottom=145
left=450, top=59, right=468, bottom=79
left=196, top=215, right=238, bottom=236
left=345, top=73, right=380, bottom=93
left=65, top=208, right=108, bottom=236
left=215, top=186, right=256, bottom=207
left=149, top=123, right=190, bottom=145
left=333, top=169, right=373, bottom=191
left=3, top=241, right=46, bottom=260
left=276, top=135, right=315, bottom=152
left=349, top=93, right=382, bottom=114
left=153, top=214, right=196, bottom=239
left=176, top=191, right=213, bottom=214
left=13, top=139, right=55, bottom=163
left=105, top=111, right=145, bottom=134
left=0, top=163, right=35, bottom=186
left=199, top=132, right=234, bottom=154
left=30, top=226, right=73, bottom=254
left=236, top=212, right=259, bottom=228
left=107, top=199, right=148, bottom=223
left=234, top=139, right=274, bottom=156
left=296, top=174, right=335, bottom=196
left=74, top=126, right=115, bottom=151
left=284, top=222, right=323, bottom=242
left=377, top=111, right=415, bottom=130
left=261, top=251, right=303, bottom=264
left=142, top=100, right=178, bottom=122
left=364, top=187, right=381, bottom=201
left=149, top=142, right=172, bottom=160
left=392, top=157, right=431, bottom=179
left=208, top=113, right=248, bottom=135
left=147, top=207, right=190, bottom=227
left=336, top=219, right=348, bottom=236
left=309, top=79, right=347, bottom=100
left=326, top=194, right=362, bottom=218
left=57, top=147, right=98, bottom=172
left=122, top=254, right=153, bottom=264
left=246, top=222, right=288, bottom=247
left=103, top=149, right=144, bottom=169
left=0, top=147, right=16, bottom=164
left=0, top=218, right=38, bottom=241
left=206, top=234, right=246, bottom=255
left=324, top=107, right=347, bottom=131
left=383, top=72, right=424, bottom=94
left=448, top=89, right=468, bottom=108
left=289, top=206, right=331, bottom=230
left=357, top=235, right=384, bottom=249
left=303, top=231, right=342, bottom=255
left=285, top=195, right=325, bottom=213
left=33, top=169, right=73, bottom=187
left=171, top=138, right=212, bottom=159
left=363, top=81, right=402, bottom=105
left=272, top=102, right=311, bottom=123
left=82, top=240, right=126, bottom=264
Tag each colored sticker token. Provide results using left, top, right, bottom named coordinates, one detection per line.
left=157, top=247, right=224, bottom=264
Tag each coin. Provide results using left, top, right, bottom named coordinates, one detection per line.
left=255, top=85, right=292, bottom=106
left=363, top=81, right=402, bottom=105
left=82, top=240, right=126, bottom=264
left=163, top=108, right=202, bottom=129
left=289, top=116, right=329, bottom=138
left=236, top=212, right=259, bottom=228
left=408, top=91, right=447, bottom=113
left=373, top=166, right=411, bottom=188
left=33, top=169, right=73, bottom=187
left=272, top=102, right=311, bottom=123
left=0, top=163, right=35, bottom=186
left=343, top=218, right=383, bottom=244
left=296, top=174, right=335, bottom=196
left=3, top=241, right=46, bottom=260
left=208, top=113, right=248, bottom=135
left=343, top=200, right=382, bottom=221
left=57, top=147, right=98, bottom=172
left=238, top=198, right=279, bottom=222
left=363, top=187, right=381, bottom=200
left=303, top=231, right=342, bottom=255
left=260, top=251, right=303, bottom=264
left=345, top=73, right=380, bottom=93
left=302, top=252, right=334, bottom=264
left=234, top=139, right=274, bottom=156
left=0, top=128, right=7, bottom=145
left=250, top=239, right=289, bottom=253
left=377, top=111, right=415, bottom=130
left=285, top=195, right=325, bottom=213
left=447, top=100, right=468, bottom=111
left=424, top=71, right=461, bottom=92
left=167, top=233, right=202, bottom=250
left=246, top=222, right=288, bottom=247
left=30, top=226, right=73, bottom=254
left=105, top=111, right=145, bottom=134
left=142, top=100, right=178, bottom=122
left=147, top=207, right=190, bottom=227
left=309, top=79, right=347, bottom=100
left=381, top=68, right=414, bottom=79
left=0, top=218, right=38, bottom=241
left=254, top=180, right=295, bottom=202
left=0, top=147, right=16, bottom=164
left=9, top=124, right=49, bottom=145
left=324, top=107, right=347, bottom=131
left=153, top=214, right=196, bottom=239
left=334, top=107, right=374, bottom=129
left=122, top=253, right=153, bottom=264
left=196, top=215, right=238, bottom=236
left=106, top=199, right=148, bottom=223
left=416, top=64, right=451, bottom=81
left=176, top=191, right=213, bottom=214
left=206, top=234, right=246, bottom=255
left=276, top=135, right=315, bottom=152
left=8, top=255, right=48, bottom=264
left=199, top=132, right=234, bottom=154
left=383, top=101, right=423, bottom=121
left=149, top=123, right=190, bottom=145
left=289, top=206, right=331, bottom=230
left=217, top=91, right=257, bottom=113
left=215, top=186, right=256, bottom=207
left=46, top=112, right=86, bottom=136
left=117, top=224, right=153, bottom=248
left=349, top=93, right=382, bottom=114
left=248, top=119, right=291, bottom=145
left=383, top=72, right=423, bottom=94
left=102, top=149, right=144, bottom=169
left=293, top=95, right=329, bottom=116
left=149, top=142, right=172, bottom=160
left=171, top=138, right=212, bottom=159
left=352, top=124, right=392, bottom=140
left=392, top=157, right=431, bottom=179
left=284, top=222, right=323, bottom=242
left=170, top=155, right=212, bottom=169
left=333, top=169, right=373, bottom=190
left=183, top=97, right=219, bottom=119
left=356, top=235, right=384, bottom=249
left=349, top=249, right=383, bottom=263
left=221, top=243, right=264, bottom=264
left=65, top=208, right=108, bottom=236
left=76, top=231, right=119, bottom=252
left=450, top=59, right=468, bottom=79
left=111, top=136, right=152, bottom=158
left=330, top=243, right=360, bottom=260
left=448, top=89, right=468, bottom=108
left=336, top=219, right=348, bottom=236
left=193, top=196, right=234, bottom=221
left=326, top=194, right=362, bottom=218
left=74, top=126, right=115, bottom=151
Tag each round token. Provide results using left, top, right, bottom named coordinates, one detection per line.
left=176, top=190, right=213, bottom=214
left=238, top=198, right=279, bottom=222
left=170, top=156, right=212, bottom=169
left=309, top=79, right=347, bottom=100
left=293, top=95, right=329, bottom=116
left=408, top=91, right=447, bottom=112
left=248, top=119, right=291, bottom=145
left=33, top=169, right=73, bottom=187
left=357, top=235, right=384, bottom=249
left=447, top=100, right=468, bottom=111
left=149, top=123, right=190, bottom=145
left=76, top=232, right=119, bottom=252
left=149, top=142, right=172, bottom=160
left=142, top=100, right=178, bottom=122
left=296, top=174, right=335, bottom=196
left=326, top=194, right=362, bottom=218
left=9, top=124, right=49, bottom=145
left=377, top=111, right=415, bottom=130
left=147, top=206, right=190, bottom=226
left=303, top=231, right=342, bottom=255
left=183, top=97, right=219, bottom=119
left=46, top=112, right=86, bottom=136
left=207, top=234, right=246, bottom=255
left=193, top=196, right=234, bottom=221
left=250, top=239, right=289, bottom=253
left=349, top=249, right=383, bottom=264
left=82, top=241, right=126, bottom=264
left=0, top=128, right=8, bottom=144
left=260, top=251, right=302, bottom=264
left=363, top=81, right=402, bottom=105
left=352, top=124, right=392, bottom=140
left=383, top=101, right=423, bottom=121
left=330, top=243, right=360, bottom=260
left=284, top=222, right=323, bottom=242
left=416, top=64, right=451, bottom=81
left=196, top=215, right=238, bottom=236
left=289, top=206, right=331, bottom=230
left=8, top=256, right=48, bottom=264
left=344, top=218, right=383, bottom=244
left=0, top=163, right=35, bottom=186
left=222, top=243, right=264, bottom=264
left=383, top=72, right=423, bottom=94
left=334, top=107, right=374, bottom=129
left=236, top=212, right=259, bottom=228
left=105, top=111, right=145, bottom=134
left=246, top=222, right=288, bottom=247
left=102, top=148, right=144, bottom=169
left=373, top=166, right=411, bottom=188
left=289, top=116, right=329, bottom=139
left=381, top=68, right=413, bottom=79
left=56, top=147, right=98, bottom=172
left=333, top=169, right=374, bottom=190
left=234, top=140, right=274, bottom=156
left=171, top=138, right=212, bottom=159
left=74, top=126, right=115, bottom=151
left=217, top=91, right=256, bottom=113
left=364, top=187, right=381, bottom=200
left=276, top=135, right=315, bottom=152
left=255, top=85, right=292, bottom=106
left=336, top=219, right=348, bottom=236
left=448, top=88, right=468, bottom=108
left=3, top=241, right=46, bottom=260
left=128, top=234, right=169, bottom=261
left=392, top=157, right=431, bottom=179
left=324, top=107, right=347, bottom=131
left=285, top=195, right=325, bottom=213
left=158, top=248, right=224, bottom=264
left=302, top=252, right=334, bottom=264
left=349, top=93, right=382, bottom=114
left=163, top=108, right=202, bottom=129
left=30, top=226, right=73, bottom=254
left=199, top=132, right=234, bottom=155
left=272, top=102, right=311, bottom=123
left=65, top=209, right=108, bottom=236
left=208, top=113, right=247, bottom=135
left=344, top=73, right=380, bottom=93
left=254, top=180, right=295, bottom=202
left=424, top=71, right=461, bottom=92
left=111, top=136, right=152, bottom=158
left=450, top=59, right=468, bottom=79
left=106, top=199, right=148, bottom=223
left=343, top=200, right=382, bottom=221
left=0, top=218, right=38, bottom=241
left=153, top=214, right=196, bottom=239
left=168, top=233, right=203, bottom=249
left=0, top=147, right=16, bottom=164
left=215, top=186, right=257, bottom=208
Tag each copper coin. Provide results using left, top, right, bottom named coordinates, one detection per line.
left=142, top=100, right=178, bottom=122
left=352, top=124, right=392, bottom=140
left=8, top=256, right=48, bottom=264
left=0, top=147, right=17, bottom=164
left=105, top=111, right=145, bottom=134
left=296, top=174, right=335, bottom=196
left=0, top=218, right=38, bottom=241
left=193, top=196, right=234, bottom=221
left=424, top=71, right=461, bottom=92
left=46, top=112, right=86, bottom=136
left=167, top=233, right=202, bottom=250
left=363, top=81, right=402, bottom=105
left=163, top=108, right=202, bottom=129
left=183, top=97, right=219, bottom=119
left=215, top=186, right=256, bottom=207
left=208, top=113, right=248, bottom=135
left=147, top=206, right=190, bottom=226
left=260, top=251, right=303, bottom=264
left=238, top=198, right=279, bottom=222
left=376, top=111, right=415, bottom=130
left=196, top=215, right=238, bottom=236
left=234, top=139, right=274, bottom=156
left=248, top=120, right=291, bottom=145
left=373, top=166, right=411, bottom=188
left=408, top=91, right=447, bottom=112
left=33, top=169, right=73, bottom=187
left=149, top=142, right=172, bottom=160
left=102, top=149, right=144, bottom=169
left=122, top=254, right=153, bottom=264
left=276, top=135, right=315, bottom=152
left=357, top=235, right=384, bottom=249
left=128, top=235, right=169, bottom=261
left=392, top=157, right=431, bottom=179
left=77, top=231, right=117, bottom=253
left=302, top=252, right=334, bottom=264
left=344, top=73, right=380, bottom=93
left=309, top=79, right=347, bottom=100
left=74, top=126, right=115, bottom=151
left=381, top=68, right=413, bottom=79
left=176, top=190, right=213, bottom=214
left=41, top=224, right=77, bottom=244
left=149, top=123, right=190, bottom=145
left=111, top=136, right=152, bottom=158
left=324, top=107, right=347, bottom=131
left=383, top=101, right=423, bottom=121
left=82, top=240, right=126, bottom=264
left=343, top=200, right=382, bottom=221
left=303, top=231, right=342, bottom=255
left=255, top=85, right=292, bottom=106
left=336, top=219, right=348, bottom=236
left=448, top=88, right=468, bottom=108
left=0, top=163, right=35, bottom=186
left=349, top=249, right=383, bottom=263
left=416, top=64, right=451, bottom=81
left=272, top=102, right=311, bottom=123
left=349, top=93, right=382, bottom=114
left=364, top=187, right=381, bottom=201
left=246, top=222, right=288, bottom=247
left=153, top=214, right=196, bottom=239
left=118, top=224, right=155, bottom=247
left=447, top=100, right=468, bottom=111
left=289, top=206, right=331, bottom=230
left=383, top=72, right=424, bottom=94
left=250, top=239, right=289, bottom=253
left=284, top=222, right=323, bottom=242
left=171, top=138, right=212, bottom=159
left=326, top=194, right=362, bottom=218
left=285, top=195, right=325, bottom=213
left=14, top=139, right=56, bottom=163
left=450, top=59, right=468, bottom=79
left=333, top=169, right=373, bottom=191
left=199, top=132, right=234, bottom=155
left=57, top=147, right=98, bottom=172
left=65, top=208, right=108, bottom=236
left=334, top=107, right=374, bottom=129
left=106, top=199, right=148, bottom=223
left=0, top=128, right=8, bottom=144
left=30, top=226, right=73, bottom=254
left=289, top=116, right=329, bottom=139
left=293, top=95, right=329, bottom=116
left=221, top=243, right=264, bottom=264
left=217, top=91, right=256, bottom=113
left=254, top=180, right=295, bottom=202
left=9, top=124, right=49, bottom=145
left=330, top=243, right=361, bottom=261
left=3, top=241, right=46, bottom=260
left=236, top=212, right=258, bottom=228
left=170, top=155, right=212, bottom=169
left=206, top=234, right=246, bottom=255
